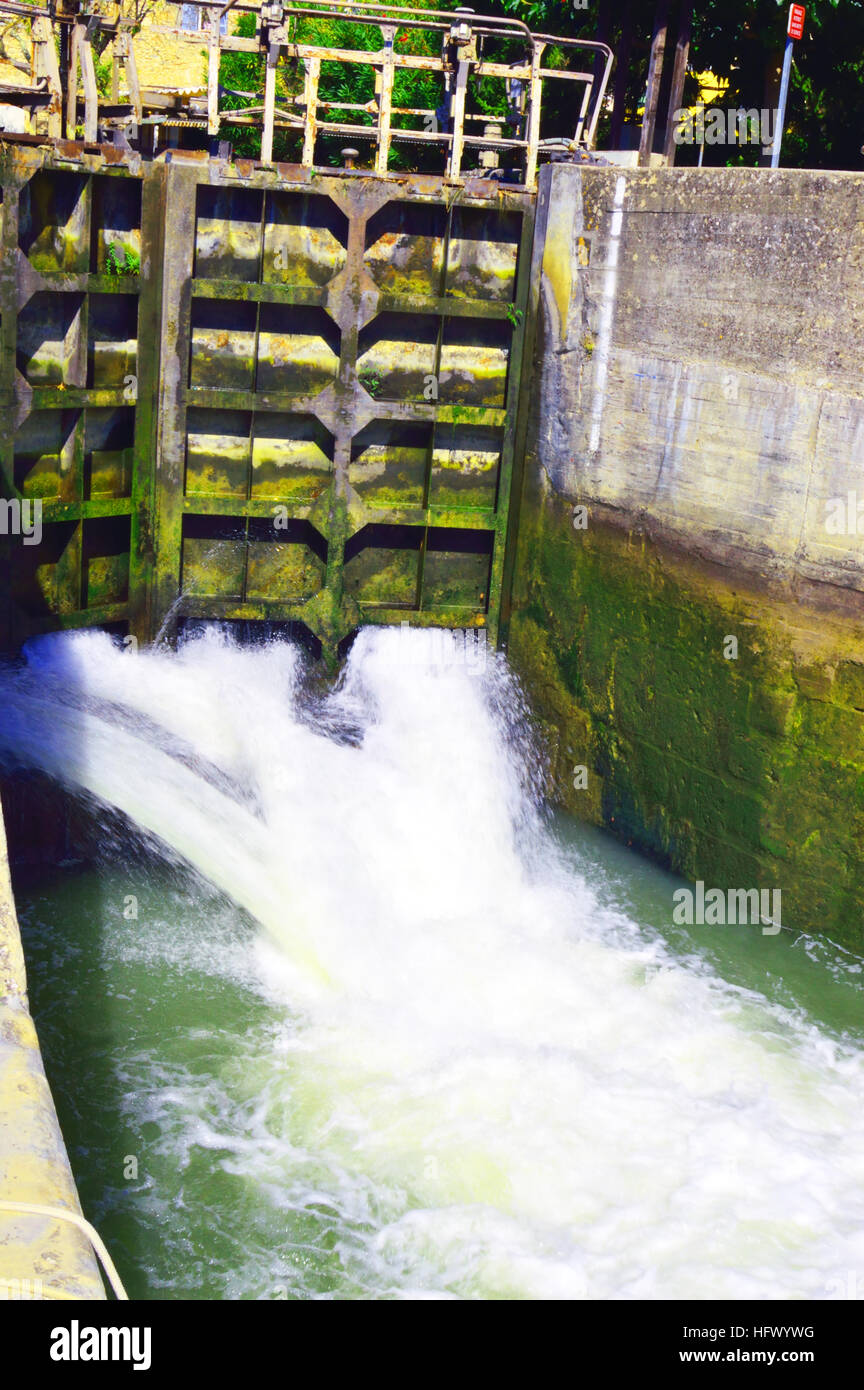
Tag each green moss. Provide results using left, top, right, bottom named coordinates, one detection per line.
left=246, top=542, right=324, bottom=603
left=18, top=460, right=62, bottom=499
left=507, top=489, right=864, bottom=947
left=344, top=547, right=418, bottom=606
left=85, top=553, right=129, bottom=608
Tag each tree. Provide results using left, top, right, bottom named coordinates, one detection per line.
left=0, top=18, right=32, bottom=80
left=499, top=0, right=864, bottom=170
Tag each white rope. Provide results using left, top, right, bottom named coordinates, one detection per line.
left=0, top=1200, right=129, bottom=1300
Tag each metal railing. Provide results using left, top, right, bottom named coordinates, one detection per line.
left=0, top=0, right=613, bottom=187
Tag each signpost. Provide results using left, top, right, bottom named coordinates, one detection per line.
left=771, top=5, right=805, bottom=167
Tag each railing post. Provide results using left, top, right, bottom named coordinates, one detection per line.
left=446, top=12, right=476, bottom=183
left=207, top=6, right=221, bottom=137
left=523, top=40, right=545, bottom=189
left=261, top=41, right=279, bottom=161
left=375, top=23, right=395, bottom=176
left=260, top=2, right=286, bottom=164
left=573, top=77, right=592, bottom=148
left=302, top=55, right=320, bottom=167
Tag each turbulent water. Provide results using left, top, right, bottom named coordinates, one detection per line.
left=3, top=626, right=864, bottom=1301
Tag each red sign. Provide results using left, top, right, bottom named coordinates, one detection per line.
left=788, top=4, right=805, bottom=39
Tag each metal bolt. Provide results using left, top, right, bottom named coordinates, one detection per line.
left=453, top=7, right=474, bottom=43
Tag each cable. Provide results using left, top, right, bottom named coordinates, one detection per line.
left=0, top=1200, right=129, bottom=1300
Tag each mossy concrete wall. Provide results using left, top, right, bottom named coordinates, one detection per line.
left=508, top=164, right=864, bottom=945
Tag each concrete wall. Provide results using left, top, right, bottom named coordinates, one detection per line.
left=507, top=164, right=864, bottom=945
left=0, top=796, right=104, bottom=1300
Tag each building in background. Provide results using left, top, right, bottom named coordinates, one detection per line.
left=0, top=2, right=253, bottom=135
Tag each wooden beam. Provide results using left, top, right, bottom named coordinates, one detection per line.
left=663, top=2, right=691, bottom=164
left=65, top=20, right=80, bottom=139
left=79, top=24, right=98, bottom=142
left=639, top=0, right=671, bottom=166
left=32, top=14, right=62, bottom=137
left=123, top=32, right=142, bottom=124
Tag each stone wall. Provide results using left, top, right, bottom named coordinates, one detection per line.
left=507, top=164, right=864, bottom=946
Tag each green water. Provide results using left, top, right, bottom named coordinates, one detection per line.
left=15, top=815, right=864, bottom=1301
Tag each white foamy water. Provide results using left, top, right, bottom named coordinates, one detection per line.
left=2, top=626, right=864, bottom=1300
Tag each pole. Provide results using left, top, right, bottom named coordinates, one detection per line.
left=770, top=35, right=793, bottom=168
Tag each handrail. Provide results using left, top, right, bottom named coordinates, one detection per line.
left=0, top=0, right=614, bottom=186
left=214, top=0, right=534, bottom=45
left=530, top=33, right=614, bottom=150
left=0, top=1199, right=129, bottom=1300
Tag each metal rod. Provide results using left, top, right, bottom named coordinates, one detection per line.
left=261, top=37, right=279, bottom=159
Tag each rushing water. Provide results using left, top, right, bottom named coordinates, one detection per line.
left=2, top=626, right=864, bottom=1301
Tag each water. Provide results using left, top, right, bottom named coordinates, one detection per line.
left=3, top=626, right=864, bottom=1301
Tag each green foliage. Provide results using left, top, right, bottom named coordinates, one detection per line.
left=94, top=50, right=113, bottom=99
left=358, top=368, right=383, bottom=397
left=105, top=244, right=140, bottom=276
left=217, top=12, right=272, bottom=158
